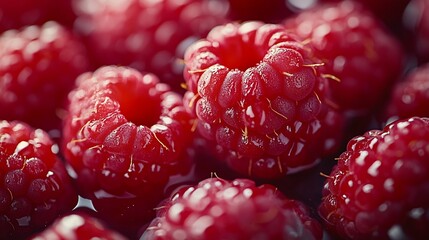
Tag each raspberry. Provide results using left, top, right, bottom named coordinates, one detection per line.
left=61, top=66, right=196, bottom=237
left=28, top=212, right=127, bottom=240
left=0, top=21, right=89, bottom=133
left=73, top=0, right=229, bottom=90
left=0, top=120, right=78, bottom=239
left=284, top=1, right=404, bottom=116
left=183, top=21, right=344, bottom=179
left=141, top=177, right=323, bottom=240
left=318, top=117, right=429, bottom=239
left=383, top=63, right=429, bottom=122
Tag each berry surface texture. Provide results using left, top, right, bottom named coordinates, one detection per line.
left=0, top=0, right=428, bottom=240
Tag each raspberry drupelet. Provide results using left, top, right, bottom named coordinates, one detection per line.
left=0, top=21, right=89, bottom=133
left=141, top=177, right=323, bottom=240
left=0, top=120, right=77, bottom=240
left=183, top=21, right=344, bottom=179
left=284, top=1, right=404, bottom=117
left=319, top=117, right=429, bottom=239
left=61, top=66, right=196, bottom=237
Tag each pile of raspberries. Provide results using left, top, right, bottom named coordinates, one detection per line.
left=1, top=0, right=428, bottom=239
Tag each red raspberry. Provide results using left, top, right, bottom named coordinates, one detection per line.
left=28, top=212, right=127, bottom=240
left=73, top=0, right=229, bottom=90
left=62, top=66, right=196, bottom=237
left=0, top=120, right=78, bottom=240
left=318, top=117, right=429, bottom=239
left=383, top=63, right=429, bottom=122
left=183, top=21, right=344, bottom=179
left=284, top=1, right=404, bottom=116
left=0, top=21, right=89, bottom=133
left=141, top=177, right=323, bottom=240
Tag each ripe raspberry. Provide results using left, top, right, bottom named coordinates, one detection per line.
left=0, top=21, right=89, bottom=133
left=62, top=66, right=196, bottom=237
left=0, top=120, right=78, bottom=240
left=73, top=0, right=229, bottom=90
left=28, top=212, right=127, bottom=240
left=141, top=177, right=323, bottom=240
left=319, top=117, right=429, bottom=239
left=383, top=63, right=429, bottom=122
left=284, top=1, right=404, bottom=116
left=183, top=21, right=344, bottom=179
